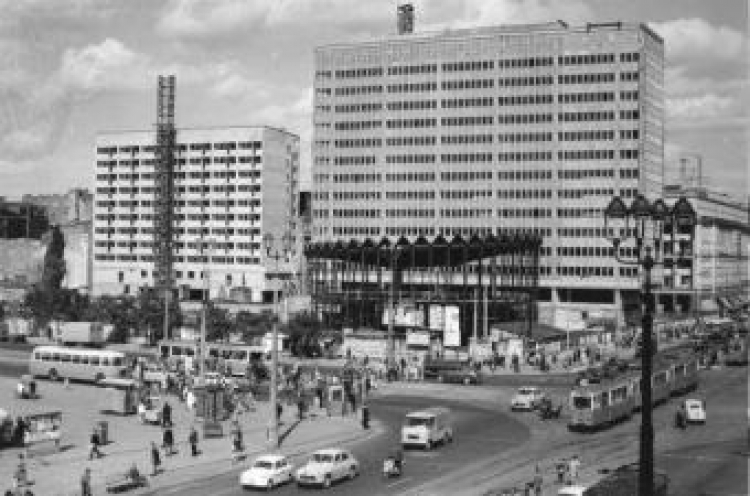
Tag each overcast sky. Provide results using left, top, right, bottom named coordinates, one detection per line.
left=0, top=0, right=746, bottom=199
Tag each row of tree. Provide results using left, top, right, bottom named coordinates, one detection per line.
left=16, top=226, right=329, bottom=355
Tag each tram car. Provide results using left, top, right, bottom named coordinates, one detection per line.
left=568, top=350, right=699, bottom=432
left=662, top=349, right=699, bottom=396
left=569, top=378, right=634, bottom=431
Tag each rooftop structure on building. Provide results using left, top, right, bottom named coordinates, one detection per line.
left=312, top=9, right=664, bottom=329
left=93, top=125, right=300, bottom=302
left=0, top=200, right=49, bottom=239
left=22, top=188, right=93, bottom=226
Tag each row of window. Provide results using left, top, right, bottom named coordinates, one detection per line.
left=387, top=100, right=437, bottom=111
left=96, top=156, right=263, bottom=168
left=498, top=208, right=553, bottom=218
left=324, top=54, right=638, bottom=82
left=316, top=187, right=639, bottom=203
left=333, top=156, right=376, bottom=166
left=322, top=71, right=640, bottom=98
left=330, top=110, right=638, bottom=129
left=442, top=97, right=495, bottom=108
left=96, top=254, right=262, bottom=265
left=327, top=130, right=637, bottom=149
left=440, top=189, right=492, bottom=200
left=386, top=191, right=434, bottom=200
left=96, top=141, right=262, bottom=155
left=316, top=167, right=638, bottom=184
left=95, top=185, right=262, bottom=195
left=497, top=189, right=553, bottom=199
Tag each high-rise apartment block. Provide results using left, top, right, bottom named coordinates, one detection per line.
left=93, top=126, right=299, bottom=301
left=312, top=20, right=664, bottom=326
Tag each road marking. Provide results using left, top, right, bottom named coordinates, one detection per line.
left=386, top=476, right=414, bottom=488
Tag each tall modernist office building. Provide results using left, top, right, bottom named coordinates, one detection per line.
left=93, top=126, right=299, bottom=302
left=312, top=17, right=665, bottom=326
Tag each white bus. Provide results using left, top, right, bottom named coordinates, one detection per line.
left=158, top=340, right=266, bottom=377
left=29, top=346, right=127, bottom=383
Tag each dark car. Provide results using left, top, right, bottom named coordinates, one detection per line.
left=424, top=360, right=481, bottom=385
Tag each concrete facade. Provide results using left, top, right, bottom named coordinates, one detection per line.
left=93, top=126, right=300, bottom=301
left=312, top=21, right=664, bottom=327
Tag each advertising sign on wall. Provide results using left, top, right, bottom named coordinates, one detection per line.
left=444, top=305, right=461, bottom=347
left=382, top=303, right=424, bottom=327
left=406, top=330, right=430, bottom=347
left=428, top=305, right=445, bottom=331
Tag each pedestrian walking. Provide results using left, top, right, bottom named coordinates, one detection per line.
left=532, top=465, right=543, bottom=496
left=189, top=426, right=200, bottom=457
left=162, top=427, right=175, bottom=456
left=568, top=455, right=581, bottom=481
left=555, top=459, right=567, bottom=484
left=161, top=401, right=172, bottom=428
left=276, top=402, right=283, bottom=422
left=80, top=467, right=92, bottom=496
left=231, top=424, right=245, bottom=464
left=88, top=428, right=102, bottom=460
left=150, top=441, right=161, bottom=476
left=14, top=453, right=28, bottom=488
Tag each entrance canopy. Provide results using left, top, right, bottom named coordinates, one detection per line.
left=304, top=233, right=543, bottom=269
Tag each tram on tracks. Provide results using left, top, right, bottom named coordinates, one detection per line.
left=568, top=349, right=699, bottom=432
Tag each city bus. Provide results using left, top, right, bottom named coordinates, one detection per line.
left=158, top=340, right=267, bottom=377
left=29, top=345, right=127, bottom=383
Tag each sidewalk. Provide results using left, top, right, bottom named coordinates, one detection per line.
left=0, top=377, right=378, bottom=495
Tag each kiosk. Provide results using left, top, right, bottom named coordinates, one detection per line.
left=99, top=378, right=139, bottom=415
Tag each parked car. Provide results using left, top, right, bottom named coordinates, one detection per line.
left=683, top=399, right=706, bottom=424
left=511, top=387, right=546, bottom=411
left=295, top=448, right=359, bottom=488
left=239, top=454, right=294, bottom=490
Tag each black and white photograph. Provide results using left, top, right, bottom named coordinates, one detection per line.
left=0, top=1, right=747, bottom=495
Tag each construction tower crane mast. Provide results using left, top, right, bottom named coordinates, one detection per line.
left=154, top=75, right=176, bottom=303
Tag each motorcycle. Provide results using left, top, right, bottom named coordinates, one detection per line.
left=382, top=456, right=402, bottom=478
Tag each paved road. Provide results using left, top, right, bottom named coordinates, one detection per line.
left=150, top=394, right=530, bottom=496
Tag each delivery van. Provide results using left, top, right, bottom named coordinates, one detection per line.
left=400, top=407, right=453, bottom=449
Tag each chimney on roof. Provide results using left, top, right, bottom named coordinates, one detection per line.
left=397, top=4, right=414, bottom=35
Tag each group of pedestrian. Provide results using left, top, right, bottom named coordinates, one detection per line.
left=151, top=425, right=202, bottom=476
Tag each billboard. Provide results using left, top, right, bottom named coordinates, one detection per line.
left=444, top=305, right=461, bottom=347
left=428, top=305, right=445, bottom=331
left=406, top=330, right=430, bottom=347
left=382, top=303, right=424, bottom=327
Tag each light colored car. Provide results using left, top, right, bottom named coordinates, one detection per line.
left=684, top=399, right=706, bottom=424
left=557, top=484, right=588, bottom=496
left=295, top=448, right=359, bottom=488
left=239, top=454, right=294, bottom=490
left=511, top=387, right=546, bottom=411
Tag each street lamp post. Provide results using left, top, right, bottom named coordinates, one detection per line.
left=604, top=194, right=696, bottom=496
left=263, top=232, right=294, bottom=448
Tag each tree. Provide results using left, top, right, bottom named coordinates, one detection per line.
left=286, top=311, right=323, bottom=357
left=233, top=310, right=274, bottom=342
left=24, top=226, right=68, bottom=329
left=41, top=226, right=66, bottom=293
left=205, top=302, right=232, bottom=342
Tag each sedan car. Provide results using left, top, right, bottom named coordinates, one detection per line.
left=295, top=448, right=359, bottom=488
left=511, top=387, right=546, bottom=411
left=684, top=399, right=706, bottom=424
left=239, top=454, right=294, bottom=490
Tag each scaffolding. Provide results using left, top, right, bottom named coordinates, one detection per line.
left=154, top=75, right=176, bottom=292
